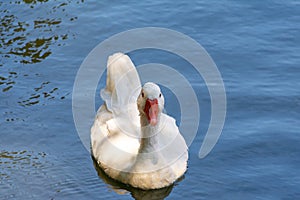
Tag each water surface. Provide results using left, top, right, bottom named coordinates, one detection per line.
left=1, top=0, right=299, bottom=199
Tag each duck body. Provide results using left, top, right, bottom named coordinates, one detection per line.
left=91, top=53, right=188, bottom=190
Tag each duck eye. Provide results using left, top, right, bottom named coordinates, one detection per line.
left=159, top=93, right=161, bottom=98
left=141, top=92, right=144, bottom=98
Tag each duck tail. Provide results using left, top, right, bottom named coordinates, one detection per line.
left=101, top=53, right=141, bottom=112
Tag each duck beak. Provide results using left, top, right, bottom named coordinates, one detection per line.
left=144, top=98, right=159, bottom=126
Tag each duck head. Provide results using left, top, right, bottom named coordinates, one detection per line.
left=137, top=82, right=165, bottom=126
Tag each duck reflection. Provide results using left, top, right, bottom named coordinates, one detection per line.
left=92, top=156, right=180, bottom=200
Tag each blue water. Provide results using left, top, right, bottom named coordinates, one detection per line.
left=1, top=0, right=299, bottom=199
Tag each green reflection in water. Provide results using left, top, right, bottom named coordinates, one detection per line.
left=0, top=0, right=82, bottom=105
left=0, top=8, right=64, bottom=64
left=0, top=150, right=47, bottom=180
left=0, top=72, right=17, bottom=92
left=17, top=80, right=70, bottom=107
left=23, top=0, right=49, bottom=4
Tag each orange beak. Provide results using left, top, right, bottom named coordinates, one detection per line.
left=144, top=98, right=159, bottom=126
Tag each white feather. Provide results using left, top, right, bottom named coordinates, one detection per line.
left=91, top=52, right=188, bottom=190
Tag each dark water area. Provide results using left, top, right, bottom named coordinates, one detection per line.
left=1, top=0, right=299, bottom=199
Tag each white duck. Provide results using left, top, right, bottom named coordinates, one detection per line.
left=91, top=53, right=188, bottom=190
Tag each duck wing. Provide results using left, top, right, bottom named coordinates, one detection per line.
left=91, top=53, right=141, bottom=171
left=101, top=53, right=141, bottom=111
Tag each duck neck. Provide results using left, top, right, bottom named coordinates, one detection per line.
left=139, top=114, right=160, bottom=153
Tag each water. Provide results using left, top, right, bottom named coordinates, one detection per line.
left=1, top=0, right=299, bottom=199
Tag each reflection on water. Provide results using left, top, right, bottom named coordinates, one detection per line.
left=0, top=0, right=82, bottom=97
left=17, top=80, right=70, bottom=107
left=0, top=72, right=17, bottom=92
left=1, top=1, right=65, bottom=65
left=0, top=150, right=47, bottom=181
left=92, top=157, right=176, bottom=200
